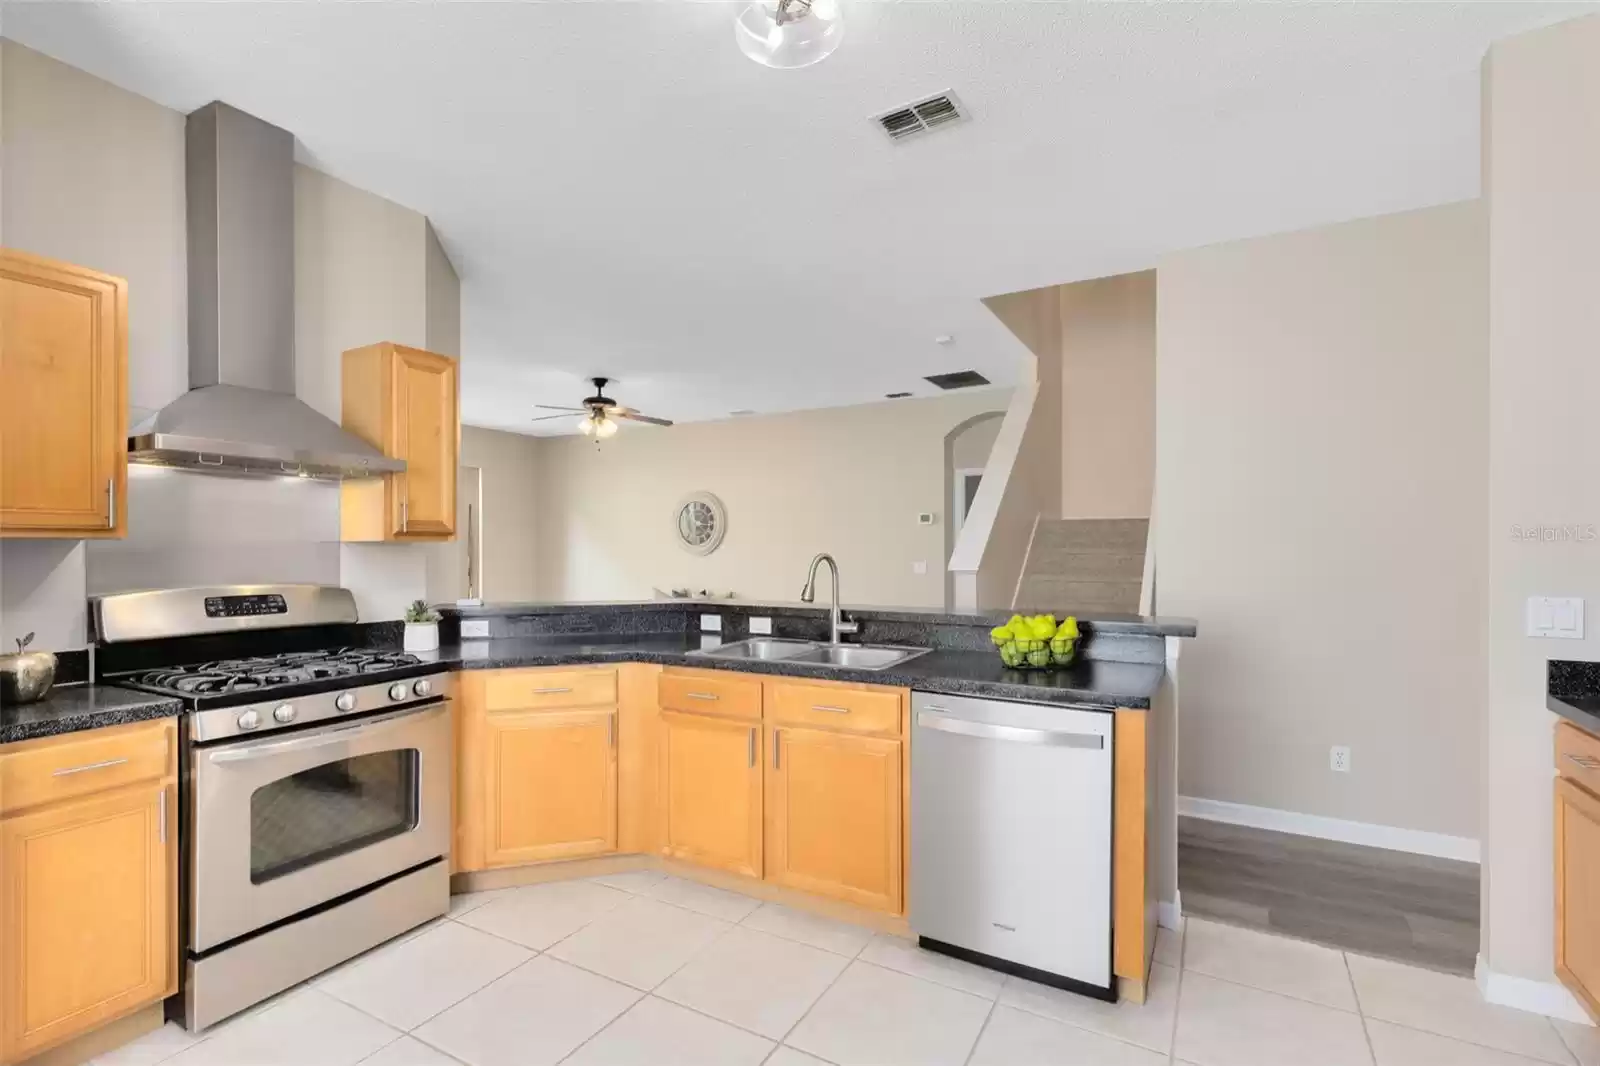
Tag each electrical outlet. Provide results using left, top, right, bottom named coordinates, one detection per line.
left=460, top=619, right=490, bottom=639
left=1330, top=745, right=1351, bottom=773
left=749, top=616, right=773, bottom=635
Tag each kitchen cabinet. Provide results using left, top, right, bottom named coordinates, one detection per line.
left=0, top=248, right=127, bottom=537
left=481, top=707, right=617, bottom=867
left=765, top=724, right=902, bottom=912
left=340, top=342, right=458, bottom=542
left=1556, top=721, right=1600, bottom=1021
left=659, top=710, right=763, bottom=877
left=0, top=720, right=176, bottom=1064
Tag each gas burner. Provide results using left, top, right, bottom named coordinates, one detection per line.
left=124, top=647, right=425, bottom=699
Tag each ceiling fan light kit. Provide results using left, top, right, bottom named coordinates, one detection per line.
left=735, top=0, right=844, bottom=69
left=532, top=376, right=673, bottom=442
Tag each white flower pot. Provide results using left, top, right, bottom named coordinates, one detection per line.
left=404, top=621, right=440, bottom=653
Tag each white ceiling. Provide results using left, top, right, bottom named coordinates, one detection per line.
left=4, top=1, right=1590, bottom=435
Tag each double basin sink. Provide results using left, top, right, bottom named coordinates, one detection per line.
left=692, top=638, right=931, bottom=672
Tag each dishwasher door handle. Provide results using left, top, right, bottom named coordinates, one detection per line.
left=916, top=710, right=1104, bottom=749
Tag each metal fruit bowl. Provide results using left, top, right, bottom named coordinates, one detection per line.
left=1, top=633, right=57, bottom=705
left=995, top=637, right=1077, bottom=672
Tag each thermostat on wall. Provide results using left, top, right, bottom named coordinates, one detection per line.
left=917, top=512, right=936, bottom=526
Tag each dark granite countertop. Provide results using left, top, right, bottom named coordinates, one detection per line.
left=1547, top=660, right=1600, bottom=737
left=1, top=684, right=184, bottom=745
left=1550, top=695, right=1600, bottom=739
left=412, top=634, right=1166, bottom=709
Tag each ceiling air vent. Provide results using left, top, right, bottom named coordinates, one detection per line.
left=924, top=370, right=990, bottom=390
left=875, top=91, right=968, bottom=143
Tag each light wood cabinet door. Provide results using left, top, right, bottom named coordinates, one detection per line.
left=0, top=248, right=126, bottom=537
left=392, top=346, right=457, bottom=538
left=1556, top=777, right=1600, bottom=1021
left=1, top=784, right=172, bottom=1063
left=659, top=711, right=762, bottom=878
left=483, top=708, right=617, bottom=867
left=766, top=726, right=902, bottom=913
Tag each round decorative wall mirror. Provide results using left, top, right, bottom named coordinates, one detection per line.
left=674, top=492, right=727, bottom=555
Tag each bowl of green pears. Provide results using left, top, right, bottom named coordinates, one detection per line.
left=990, top=614, right=1079, bottom=670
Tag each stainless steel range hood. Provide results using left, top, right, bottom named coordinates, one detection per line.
left=129, top=102, right=404, bottom=480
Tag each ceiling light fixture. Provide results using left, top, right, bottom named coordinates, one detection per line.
left=580, top=412, right=619, bottom=439
left=735, top=0, right=844, bottom=69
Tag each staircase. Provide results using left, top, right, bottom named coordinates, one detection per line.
left=1014, top=518, right=1148, bottom=614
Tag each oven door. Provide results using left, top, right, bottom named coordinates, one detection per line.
left=190, top=700, right=451, bottom=953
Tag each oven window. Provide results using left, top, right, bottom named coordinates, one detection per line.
left=249, top=750, right=420, bottom=884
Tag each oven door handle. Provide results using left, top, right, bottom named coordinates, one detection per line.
left=206, top=700, right=448, bottom=764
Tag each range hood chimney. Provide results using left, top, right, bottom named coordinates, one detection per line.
left=128, top=102, right=404, bottom=480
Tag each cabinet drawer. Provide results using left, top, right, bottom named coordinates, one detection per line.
left=483, top=668, right=616, bottom=711
left=659, top=669, right=762, bottom=721
left=0, top=718, right=174, bottom=815
left=1558, top=721, right=1600, bottom=797
left=768, top=681, right=902, bottom=736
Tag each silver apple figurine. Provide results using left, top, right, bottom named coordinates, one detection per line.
left=1, top=633, right=57, bottom=706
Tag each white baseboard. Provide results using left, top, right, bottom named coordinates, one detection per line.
left=1477, top=955, right=1595, bottom=1024
left=1179, top=796, right=1480, bottom=863
left=1159, top=895, right=1183, bottom=931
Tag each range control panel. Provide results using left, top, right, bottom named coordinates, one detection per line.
left=204, top=594, right=289, bottom=619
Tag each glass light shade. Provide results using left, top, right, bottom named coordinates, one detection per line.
left=595, top=416, right=619, bottom=439
left=578, top=416, right=596, bottom=435
left=735, top=0, right=844, bottom=69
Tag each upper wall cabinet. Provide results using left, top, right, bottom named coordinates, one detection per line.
left=340, top=342, right=459, bottom=542
left=0, top=249, right=127, bottom=538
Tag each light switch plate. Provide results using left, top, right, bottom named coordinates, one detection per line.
left=700, top=613, right=722, bottom=633
left=749, top=617, right=773, bottom=635
left=460, top=619, right=490, bottom=639
left=912, top=561, right=928, bottom=575
left=1527, top=597, right=1585, bottom=639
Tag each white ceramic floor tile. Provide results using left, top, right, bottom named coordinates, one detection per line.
left=590, top=869, right=670, bottom=894
left=740, top=902, right=872, bottom=958
left=319, top=920, right=531, bottom=1030
left=163, top=989, right=401, bottom=1066
left=657, top=926, right=850, bottom=1039
left=785, top=960, right=992, bottom=1066
left=565, top=996, right=774, bottom=1066
left=1557, top=1020, right=1600, bottom=1066
left=1368, top=1019, right=1569, bottom=1066
left=1155, top=925, right=1184, bottom=968
left=89, top=1022, right=205, bottom=1066
left=548, top=895, right=731, bottom=990
left=764, top=1048, right=833, bottom=1066
left=1000, top=962, right=1180, bottom=1055
left=453, top=878, right=628, bottom=950
left=1347, top=954, right=1574, bottom=1064
left=969, top=1004, right=1168, bottom=1066
left=358, top=1036, right=466, bottom=1066
left=856, top=933, right=1005, bottom=999
left=414, top=956, right=640, bottom=1066
left=1183, top=917, right=1358, bottom=1011
left=646, top=875, right=764, bottom=922
left=1174, top=972, right=1372, bottom=1066
left=446, top=889, right=508, bottom=919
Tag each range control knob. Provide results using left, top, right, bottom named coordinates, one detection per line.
left=237, top=710, right=261, bottom=731
left=388, top=683, right=409, bottom=702
left=413, top=679, right=433, bottom=698
left=335, top=692, right=357, bottom=713
left=273, top=704, right=296, bottom=724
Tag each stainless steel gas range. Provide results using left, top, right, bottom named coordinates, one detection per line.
left=92, top=585, right=451, bottom=1032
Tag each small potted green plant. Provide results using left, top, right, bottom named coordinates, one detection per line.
left=403, top=600, right=442, bottom=653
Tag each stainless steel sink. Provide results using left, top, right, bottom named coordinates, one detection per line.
left=695, top=638, right=818, bottom=661
left=788, top=644, right=931, bottom=671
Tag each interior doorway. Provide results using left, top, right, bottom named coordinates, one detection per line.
left=952, top=467, right=985, bottom=533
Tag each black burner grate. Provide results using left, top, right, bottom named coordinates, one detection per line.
left=126, top=648, right=423, bottom=697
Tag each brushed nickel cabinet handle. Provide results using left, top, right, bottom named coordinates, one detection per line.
left=1567, top=753, right=1600, bottom=771
left=686, top=692, right=719, bottom=701
left=400, top=496, right=409, bottom=533
left=773, top=729, right=781, bottom=769
left=52, top=757, right=128, bottom=777
left=607, top=715, right=615, bottom=748
left=158, top=788, right=167, bottom=844
left=106, top=478, right=116, bottom=529
left=530, top=687, right=573, bottom=695
left=812, top=704, right=851, bottom=714
left=747, top=728, right=757, bottom=768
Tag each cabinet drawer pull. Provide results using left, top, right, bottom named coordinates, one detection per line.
left=52, top=757, right=129, bottom=777
left=1567, top=753, right=1600, bottom=771
left=748, top=727, right=757, bottom=768
left=530, top=687, right=572, bottom=695
left=686, top=692, right=719, bottom=701
left=158, top=788, right=167, bottom=844
left=812, top=704, right=851, bottom=714
left=607, top=715, right=615, bottom=749
left=773, top=729, right=781, bottom=769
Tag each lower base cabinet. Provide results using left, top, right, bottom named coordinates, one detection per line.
left=483, top=708, right=617, bottom=866
left=1556, top=775, right=1600, bottom=1019
left=765, top=725, right=903, bottom=913
left=659, top=711, right=762, bottom=878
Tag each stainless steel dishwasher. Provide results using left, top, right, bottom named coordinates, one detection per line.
left=910, top=691, right=1116, bottom=1000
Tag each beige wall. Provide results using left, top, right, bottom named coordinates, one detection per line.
left=461, top=425, right=541, bottom=602
left=1155, top=201, right=1487, bottom=840
left=534, top=391, right=1008, bottom=607
left=425, top=221, right=460, bottom=358
left=1482, top=14, right=1600, bottom=987
left=1060, top=271, right=1155, bottom=519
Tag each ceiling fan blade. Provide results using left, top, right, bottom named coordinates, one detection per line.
left=528, top=413, right=579, bottom=422
left=614, top=410, right=674, bottom=427
left=533, top=404, right=586, bottom=412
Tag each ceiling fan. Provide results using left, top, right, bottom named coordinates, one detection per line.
left=530, top=377, right=674, bottom=439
